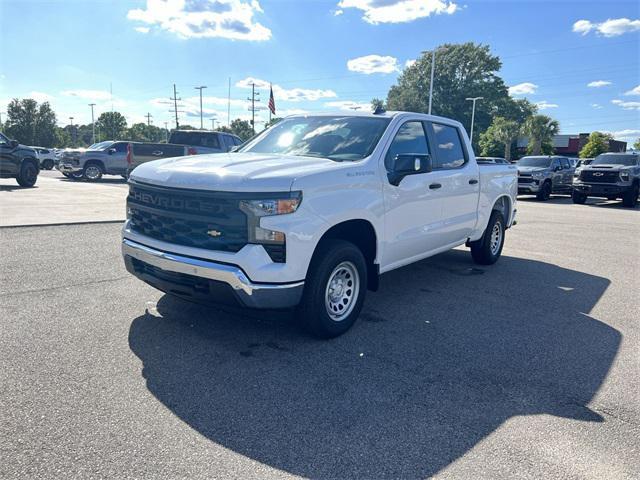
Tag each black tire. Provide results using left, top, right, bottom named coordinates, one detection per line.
left=70, top=171, right=85, bottom=180
left=61, top=172, right=71, bottom=178
left=16, top=161, right=38, bottom=187
left=536, top=181, right=552, bottom=201
left=606, top=195, right=617, bottom=201
left=42, top=159, right=54, bottom=170
left=83, top=162, right=104, bottom=181
left=572, top=190, right=587, bottom=204
left=297, top=239, right=367, bottom=338
left=622, top=183, right=639, bottom=208
left=470, top=210, right=505, bottom=265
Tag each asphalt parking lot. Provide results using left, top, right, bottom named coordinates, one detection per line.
left=1, top=174, right=639, bottom=479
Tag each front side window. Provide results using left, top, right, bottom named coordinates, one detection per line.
left=560, top=158, right=570, bottom=169
left=431, top=123, right=466, bottom=169
left=384, top=121, right=429, bottom=169
left=113, top=142, right=128, bottom=153
left=241, top=116, right=391, bottom=162
left=0, top=133, right=8, bottom=145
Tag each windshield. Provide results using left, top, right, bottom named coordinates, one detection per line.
left=88, top=141, right=114, bottom=151
left=239, top=116, right=391, bottom=161
left=518, top=157, right=551, bottom=168
left=592, top=154, right=637, bottom=166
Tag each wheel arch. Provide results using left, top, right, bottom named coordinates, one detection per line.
left=84, top=158, right=105, bottom=171
left=492, top=195, right=512, bottom=227
left=312, top=219, right=379, bottom=291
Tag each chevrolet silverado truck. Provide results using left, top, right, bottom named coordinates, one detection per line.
left=58, top=141, right=130, bottom=181
left=516, top=155, right=574, bottom=200
left=122, top=112, right=517, bottom=338
left=572, top=152, right=640, bottom=207
left=0, top=132, right=39, bottom=187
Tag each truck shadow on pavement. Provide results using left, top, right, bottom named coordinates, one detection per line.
left=128, top=249, right=620, bottom=479
left=519, top=196, right=639, bottom=210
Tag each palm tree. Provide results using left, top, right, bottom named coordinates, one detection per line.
left=522, top=115, right=560, bottom=155
left=492, top=117, right=520, bottom=162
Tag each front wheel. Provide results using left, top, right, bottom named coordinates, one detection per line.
left=622, top=183, right=639, bottom=208
left=572, top=191, right=587, bottom=204
left=297, top=239, right=367, bottom=338
left=83, top=163, right=103, bottom=181
left=470, top=210, right=505, bottom=265
left=16, top=161, right=38, bottom=187
left=42, top=159, right=54, bottom=170
left=536, top=181, right=551, bottom=201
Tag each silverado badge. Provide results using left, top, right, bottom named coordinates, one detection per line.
left=207, top=229, right=222, bottom=237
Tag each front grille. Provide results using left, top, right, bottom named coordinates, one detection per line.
left=580, top=170, right=619, bottom=183
left=518, top=176, right=533, bottom=184
left=127, top=182, right=248, bottom=252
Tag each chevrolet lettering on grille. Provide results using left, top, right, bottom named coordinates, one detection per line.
left=132, top=191, right=223, bottom=214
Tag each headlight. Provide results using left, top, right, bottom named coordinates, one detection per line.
left=532, top=171, right=545, bottom=178
left=620, top=171, right=630, bottom=181
left=240, top=193, right=301, bottom=217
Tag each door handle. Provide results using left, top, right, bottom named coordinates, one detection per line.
left=152, top=151, right=163, bottom=156
left=469, top=178, right=479, bottom=185
left=429, top=183, right=442, bottom=190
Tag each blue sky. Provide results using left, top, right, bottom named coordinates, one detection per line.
left=1, top=0, right=638, bottom=143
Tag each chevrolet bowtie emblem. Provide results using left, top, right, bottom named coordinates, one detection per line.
left=207, top=229, right=222, bottom=237
left=593, top=172, right=604, bottom=176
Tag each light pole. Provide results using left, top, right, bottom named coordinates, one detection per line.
left=88, top=103, right=96, bottom=144
left=465, top=97, right=483, bottom=143
left=422, top=49, right=436, bottom=115
left=194, top=85, right=207, bottom=129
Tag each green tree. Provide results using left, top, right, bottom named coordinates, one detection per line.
left=127, top=123, right=165, bottom=142
left=479, top=116, right=520, bottom=161
left=579, top=132, right=613, bottom=158
left=229, top=119, right=254, bottom=141
left=95, top=111, right=127, bottom=140
left=371, top=98, right=385, bottom=112
left=5, top=98, right=58, bottom=146
left=264, top=117, right=282, bottom=129
left=522, top=115, right=559, bottom=155
left=386, top=43, right=519, bottom=141
left=632, top=138, right=640, bottom=150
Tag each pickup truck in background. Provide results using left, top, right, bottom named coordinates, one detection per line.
left=168, top=130, right=243, bottom=154
left=122, top=111, right=517, bottom=338
left=126, top=142, right=193, bottom=174
left=0, top=131, right=40, bottom=187
left=516, top=155, right=574, bottom=200
left=572, top=152, right=640, bottom=207
left=58, top=141, right=130, bottom=180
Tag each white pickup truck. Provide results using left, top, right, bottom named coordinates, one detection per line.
left=122, top=111, right=517, bottom=337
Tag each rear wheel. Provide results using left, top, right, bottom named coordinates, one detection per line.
left=16, top=161, right=38, bottom=187
left=536, top=181, right=551, bottom=201
left=42, top=159, right=54, bottom=170
left=622, top=183, right=639, bottom=208
left=297, top=239, right=367, bottom=338
left=83, top=162, right=103, bottom=181
left=572, top=191, right=587, bottom=204
left=470, top=210, right=505, bottom=265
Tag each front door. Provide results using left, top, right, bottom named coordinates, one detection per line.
left=0, top=133, right=18, bottom=176
left=381, top=120, right=444, bottom=270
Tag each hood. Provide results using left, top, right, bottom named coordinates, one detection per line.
left=130, top=152, right=343, bottom=192
left=517, top=166, right=548, bottom=174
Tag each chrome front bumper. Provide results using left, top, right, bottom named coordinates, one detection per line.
left=122, top=238, right=304, bottom=309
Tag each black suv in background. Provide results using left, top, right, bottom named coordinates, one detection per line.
left=573, top=152, right=640, bottom=207
left=0, top=132, right=39, bottom=187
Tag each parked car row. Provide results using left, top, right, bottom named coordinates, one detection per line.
left=56, top=130, right=242, bottom=181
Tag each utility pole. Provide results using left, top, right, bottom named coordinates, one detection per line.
left=145, top=112, right=153, bottom=126
left=170, top=84, right=181, bottom=129
left=465, top=97, right=484, bottom=143
left=247, top=83, right=260, bottom=134
left=428, top=49, right=435, bottom=115
left=88, top=104, right=96, bottom=145
left=69, top=117, right=75, bottom=146
left=194, top=85, right=207, bottom=129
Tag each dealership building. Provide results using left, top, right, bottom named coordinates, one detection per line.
left=517, top=134, right=627, bottom=157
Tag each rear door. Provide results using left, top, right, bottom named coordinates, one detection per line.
left=560, top=157, right=573, bottom=189
left=424, top=121, right=480, bottom=246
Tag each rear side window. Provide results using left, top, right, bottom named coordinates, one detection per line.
left=384, top=121, right=429, bottom=170
left=170, top=131, right=220, bottom=149
left=430, top=123, right=466, bottom=169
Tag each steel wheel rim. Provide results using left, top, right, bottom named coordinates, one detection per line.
left=85, top=166, right=100, bottom=179
left=325, top=261, right=359, bottom=321
left=490, top=221, right=502, bottom=255
left=26, top=165, right=37, bottom=183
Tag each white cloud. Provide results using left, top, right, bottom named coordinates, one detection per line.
left=127, top=0, right=271, bottom=41
left=347, top=54, right=399, bottom=74
left=62, top=89, right=112, bottom=100
left=572, top=18, right=640, bottom=37
left=535, top=101, right=558, bottom=110
left=28, top=91, right=54, bottom=103
left=624, top=85, right=640, bottom=96
left=235, top=77, right=337, bottom=102
left=590, top=103, right=603, bottom=109
left=612, top=99, right=640, bottom=110
left=338, top=0, right=458, bottom=24
left=609, top=129, right=640, bottom=141
left=587, top=80, right=612, bottom=88
left=325, top=100, right=371, bottom=111
left=405, top=59, right=416, bottom=68
left=334, top=9, right=343, bottom=16
left=509, top=82, right=538, bottom=95
left=135, top=26, right=150, bottom=33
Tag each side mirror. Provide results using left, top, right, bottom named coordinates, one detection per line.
left=554, top=165, right=562, bottom=171
left=9, top=139, right=19, bottom=148
left=229, top=145, right=240, bottom=153
left=388, top=153, right=432, bottom=186
left=108, top=148, right=116, bottom=155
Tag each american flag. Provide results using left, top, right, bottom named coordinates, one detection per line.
left=268, top=84, right=276, bottom=115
